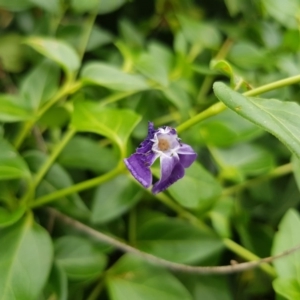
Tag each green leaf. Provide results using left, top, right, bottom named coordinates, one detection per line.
left=0, top=34, right=25, bottom=72
left=178, top=274, right=233, bottom=300
left=0, top=206, right=26, bottom=228
left=0, top=0, right=32, bottom=12
left=273, top=278, right=300, bottom=300
left=86, top=25, right=114, bottom=51
left=71, top=101, right=141, bottom=155
left=20, top=59, right=60, bottom=111
left=70, top=0, right=98, bottom=13
left=80, top=62, right=149, bottom=91
left=0, top=138, right=31, bottom=180
left=200, top=109, right=263, bottom=147
left=212, top=143, right=275, bottom=182
left=29, top=0, right=61, bottom=13
left=272, top=209, right=300, bottom=278
left=91, top=174, right=142, bottom=224
left=292, top=155, right=300, bottom=192
left=106, top=254, right=193, bottom=300
left=0, top=213, right=53, bottom=300
left=25, top=37, right=80, bottom=73
left=136, top=217, right=224, bottom=264
left=24, top=151, right=90, bottom=220
left=98, top=0, right=126, bottom=14
left=0, top=94, right=32, bottom=122
left=55, top=236, right=107, bottom=280
left=213, top=82, right=300, bottom=159
left=58, top=136, right=118, bottom=173
left=163, top=162, right=222, bottom=210
left=44, top=263, right=68, bottom=300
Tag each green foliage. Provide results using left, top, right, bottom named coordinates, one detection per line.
left=1, top=0, right=300, bottom=299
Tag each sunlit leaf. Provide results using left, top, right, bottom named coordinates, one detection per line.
left=81, top=62, right=149, bottom=91
left=98, top=0, right=126, bottom=14
left=273, top=278, right=300, bottom=300
left=0, top=213, right=53, bottom=300
left=106, top=254, right=193, bottom=300
left=55, top=236, right=107, bottom=280
left=71, top=101, right=141, bottom=155
left=214, top=82, right=300, bottom=159
left=25, top=37, right=80, bottom=73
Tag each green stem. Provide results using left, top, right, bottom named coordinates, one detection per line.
left=222, top=163, right=292, bottom=197
left=99, top=91, right=137, bottom=107
left=33, top=128, right=76, bottom=189
left=177, top=74, right=300, bottom=134
left=30, top=164, right=125, bottom=208
left=223, top=238, right=277, bottom=277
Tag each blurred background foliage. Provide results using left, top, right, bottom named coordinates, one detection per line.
left=1, top=0, right=300, bottom=299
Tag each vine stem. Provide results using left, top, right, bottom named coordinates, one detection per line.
left=177, top=74, right=300, bottom=133
left=48, top=208, right=300, bottom=276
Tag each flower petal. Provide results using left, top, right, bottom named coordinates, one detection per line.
left=124, top=153, right=153, bottom=188
left=136, top=122, right=156, bottom=154
left=152, top=155, right=185, bottom=194
left=177, top=144, right=197, bottom=168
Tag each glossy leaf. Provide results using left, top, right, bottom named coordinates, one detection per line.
left=136, top=217, right=224, bottom=263
left=0, top=213, right=53, bottom=300
left=58, top=136, right=118, bottom=173
left=0, top=94, right=32, bottom=122
left=163, top=162, right=222, bottom=210
left=25, top=37, right=80, bottom=73
left=214, top=82, right=300, bottom=159
left=20, top=59, right=60, bottom=110
left=55, top=236, right=107, bottom=280
left=91, top=174, right=142, bottom=224
left=80, top=62, right=149, bottom=91
left=106, top=254, right=192, bottom=300
left=272, top=209, right=300, bottom=278
left=0, top=138, right=31, bottom=180
left=273, top=278, right=300, bottom=300
left=72, top=101, right=141, bottom=154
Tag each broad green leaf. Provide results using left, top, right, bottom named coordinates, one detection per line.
left=38, top=105, right=70, bottom=128
left=213, top=82, right=300, bottom=159
left=71, top=0, right=98, bottom=13
left=0, top=94, right=32, bottom=122
left=20, top=59, right=60, bottom=110
left=72, top=101, right=141, bottom=155
left=86, top=25, right=114, bottom=51
left=136, top=217, right=224, bottom=264
left=25, top=37, right=80, bottom=73
left=91, top=175, right=142, bottom=224
left=29, top=0, right=61, bottom=13
left=0, top=213, right=53, bottom=300
left=200, top=109, right=263, bottom=147
left=0, top=206, right=26, bottom=228
left=0, top=138, right=31, bottom=180
left=272, top=209, right=300, bottom=278
left=58, top=136, right=118, bottom=173
left=227, top=42, right=269, bottom=69
left=178, top=274, right=233, bottom=300
left=273, top=278, right=300, bottom=300
left=134, top=48, right=169, bottom=87
left=106, top=254, right=192, bottom=300
left=98, top=0, right=126, bottom=14
left=119, top=19, right=144, bottom=48
left=292, top=155, right=300, bottom=192
left=212, top=143, right=275, bottom=182
left=55, top=236, right=107, bottom=280
left=0, top=0, right=32, bottom=12
left=43, top=264, right=68, bottom=300
left=262, top=0, right=299, bottom=29
left=24, top=151, right=90, bottom=220
left=81, top=62, right=149, bottom=91
left=0, top=34, right=25, bottom=72
left=162, top=162, right=222, bottom=210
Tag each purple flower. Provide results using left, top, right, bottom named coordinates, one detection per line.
left=124, top=122, right=197, bottom=194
